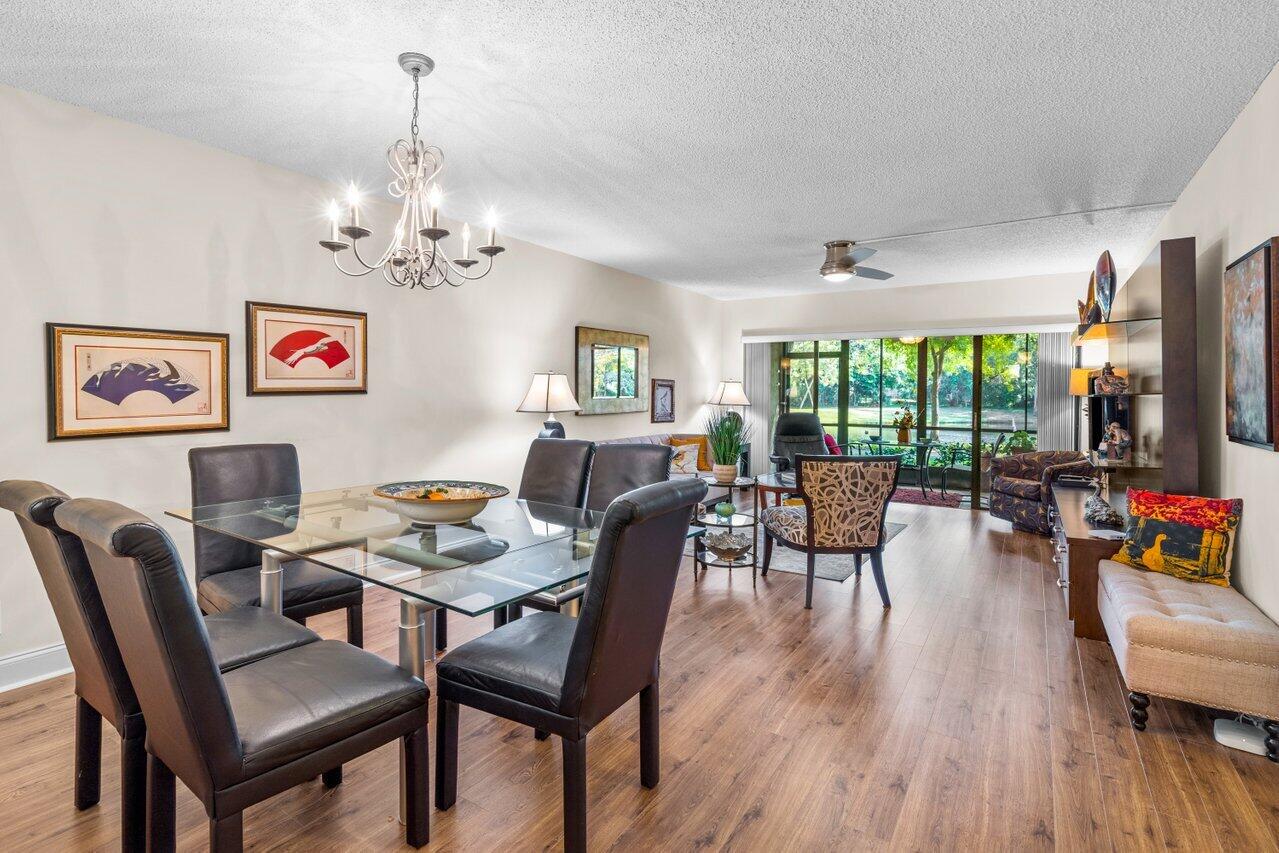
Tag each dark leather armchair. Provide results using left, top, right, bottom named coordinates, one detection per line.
left=434, top=478, right=707, bottom=852
left=760, top=455, right=901, bottom=609
left=189, top=443, right=364, bottom=645
left=0, top=480, right=320, bottom=850
left=769, top=412, right=829, bottom=472
left=55, top=497, right=432, bottom=850
left=508, top=442, right=671, bottom=624
left=988, top=450, right=1094, bottom=534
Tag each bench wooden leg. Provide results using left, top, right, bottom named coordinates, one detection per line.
left=1127, top=691, right=1150, bottom=731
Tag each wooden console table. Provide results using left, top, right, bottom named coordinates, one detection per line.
left=1049, top=484, right=1126, bottom=641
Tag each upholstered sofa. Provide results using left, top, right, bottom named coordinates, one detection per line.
left=597, top=432, right=750, bottom=478
left=988, top=450, right=1093, bottom=534
left=1098, top=559, right=1279, bottom=760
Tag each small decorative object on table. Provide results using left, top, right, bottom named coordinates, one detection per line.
left=1078, top=270, right=1103, bottom=325
left=703, top=530, right=753, bottom=562
left=1095, top=361, right=1129, bottom=395
left=1101, top=421, right=1132, bottom=461
left=891, top=406, right=916, bottom=444
left=1095, top=250, right=1116, bottom=322
left=1083, top=478, right=1124, bottom=527
left=714, top=501, right=736, bottom=519
left=705, top=409, right=751, bottom=485
left=374, top=480, right=509, bottom=525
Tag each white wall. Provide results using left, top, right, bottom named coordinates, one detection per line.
left=0, top=84, right=720, bottom=673
left=1122, top=60, right=1279, bottom=622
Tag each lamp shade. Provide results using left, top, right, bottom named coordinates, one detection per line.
left=517, top=372, right=581, bottom=414
left=709, top=380, right=751, bottom=407
left=1069, top=368, right=1093, bottom=396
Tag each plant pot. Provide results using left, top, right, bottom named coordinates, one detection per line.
left=896, top=428, right=911, bottom=444
left=712, top=463, right=738, bottom=485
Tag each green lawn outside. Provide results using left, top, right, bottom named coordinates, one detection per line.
left=807, top=405, right=1036, bottom=432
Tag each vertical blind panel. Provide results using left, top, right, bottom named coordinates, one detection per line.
left=743, top=342, right=772, bottom=475
left=1035, top=332, right=1073, bottom=451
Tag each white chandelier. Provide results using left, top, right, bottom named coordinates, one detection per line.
left=318, top=52, right=505, bottom=290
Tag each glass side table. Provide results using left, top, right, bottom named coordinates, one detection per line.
left=692, top=510, right=757, bottom=584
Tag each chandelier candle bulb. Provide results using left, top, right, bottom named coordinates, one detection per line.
left=328, top=200, right=340, bottom=242
left=346, top=183, right=360, bottom=228
left=462, top=223, right=471, bottom=258
left=486, top=210, right=497, bottom=247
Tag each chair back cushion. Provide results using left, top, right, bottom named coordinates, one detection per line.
left=189, top=444, right=301, bottom=580
left=584, top=443, right=672, bottom=512
left=54, top=498, right=242, bottom=802
left=0, top=480, right=140, bottom=729
left=516, top=438, right=595, bottom=508
left=796, top=454, right=901, bottom=548
left=561, top=478, right=707, bottom=728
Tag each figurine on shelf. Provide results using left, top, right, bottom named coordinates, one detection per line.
left=1094, top=362, right=1129, bottom=395
left=1095, top=250, right=1116, bottom=322
left=1101, top=421, right=1132, bottom=460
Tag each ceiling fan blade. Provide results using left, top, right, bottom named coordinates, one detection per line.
left=850, top=246, right=877, bottom=263
left=853, top=266, right=893, bottom=280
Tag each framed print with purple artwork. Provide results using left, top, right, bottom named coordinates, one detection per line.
left=46, top=322, right=229, bottom=440
left=1224, top=237, right=1279, bottom=450
left=246, top=301, right=367, bottom=395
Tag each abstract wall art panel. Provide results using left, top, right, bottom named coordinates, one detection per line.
left=1223, top=238, right=1279, bottom=450
left=46, top=323, right=229, bottom=440
left=246, top=301, right=367, bottom=394
left=651, top=378, right=675, bottom=423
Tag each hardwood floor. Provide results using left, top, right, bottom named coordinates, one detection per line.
left=2, top=503, right=1277, bottom=850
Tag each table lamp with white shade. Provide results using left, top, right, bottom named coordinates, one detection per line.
left=517, top=372, right=581, bottom=438
left=709, top=380, right=751, bottom=422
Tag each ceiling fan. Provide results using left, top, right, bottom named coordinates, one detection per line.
left=818, top=240, right=893, bottom=282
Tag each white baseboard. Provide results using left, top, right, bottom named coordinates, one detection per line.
left=0, top=643, right=72, bottom=694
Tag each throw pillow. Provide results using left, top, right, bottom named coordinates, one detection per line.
left=669, top=442, right=700, bottom=475
left=823, top=433, right=842, bottom=455
left=1112, top=487, right=1242, bottom=586
left=669, top=436, right=712, bottom=472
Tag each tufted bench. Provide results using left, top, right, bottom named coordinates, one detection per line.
left=1097, top=559, right=1279, bottom=760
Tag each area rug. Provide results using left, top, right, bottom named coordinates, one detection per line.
left=763, top=521, right=907, bottom=582
left=890, top=486, right=962, bottom=508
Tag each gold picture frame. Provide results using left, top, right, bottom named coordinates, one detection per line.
left=574, top=325, right=650, bottom=415
left=46, top=322, right=230, bottom=441
left=246, top=301, right=368, bottom=395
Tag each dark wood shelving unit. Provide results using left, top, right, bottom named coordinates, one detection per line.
left=1073, top=237, right=1198, bottom=495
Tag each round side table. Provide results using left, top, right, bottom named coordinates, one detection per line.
left=693, top=510, right=758, bottom=584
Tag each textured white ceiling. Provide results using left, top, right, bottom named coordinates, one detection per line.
left=1, top=1, right=1277, bottom=299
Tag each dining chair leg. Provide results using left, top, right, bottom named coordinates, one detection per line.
left=146, top=754, right=176, bottom=853
left=761, top=532, right=773, bottom=575
left=73, top=696, right=101, bottom=810
left=804, top=550, right=816, bottom=609
left=322, top=766, right=343, bottom=788
left=120, top=732, right=147, bottom=850
left=435, top=610, right=448, bottom=652
left=434, top=699, right=458, bottom=810
left=404, top=725, right=430, bottom=848
left=640, top=683, right=659, bottom=788
left=535, top=728, right=550, bottom=740
left=854, top=554, right=863, bottom=577
left=869, top=549, right=890, bottom=608
left=209, top=812, right=243, bottom=853
left=562, top=736, right=588, bottom=853
left=346, top=604, right=364, bottom=648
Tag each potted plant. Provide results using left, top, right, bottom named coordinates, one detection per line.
left=891, top=406, right=916, bottom=444
left=705, top=411, right=750, bottom=485
left=1007, top=429, right=1035, bottom=454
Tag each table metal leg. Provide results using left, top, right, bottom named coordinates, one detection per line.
left=260, top=550, right=285, bottom=614
left=398, top=598, right=434, bottom=825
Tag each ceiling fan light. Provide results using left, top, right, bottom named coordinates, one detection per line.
left=821, top=269, right=853, bottom=282
left=820, top=239, right=856, bottom=282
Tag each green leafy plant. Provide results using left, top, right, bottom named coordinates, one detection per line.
left=1007, top=429, right=1035, bottom=453
left=704, top=411, right=751, bottom=466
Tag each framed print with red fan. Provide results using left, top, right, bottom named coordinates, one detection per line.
left=246, top=301, right=367, bottom=394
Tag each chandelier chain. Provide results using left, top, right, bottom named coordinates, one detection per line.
left=409, top=70, right=420, bottom=145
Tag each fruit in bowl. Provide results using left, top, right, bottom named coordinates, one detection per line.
left=374, top=480, right=509, bottom=525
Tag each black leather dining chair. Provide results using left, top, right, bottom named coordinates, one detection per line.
left=517, top=438, right=595, bottom=506
left=189, top=443, right=365, bottom=645
left=506, top=441, right=671, bottom=624
left=55, top=497, right=432, bottom=851
left=434, top=478, right=706, bottom=852
left=583, top=442, right=672, bottom=512
left=0, top=480, right=321, bottom=851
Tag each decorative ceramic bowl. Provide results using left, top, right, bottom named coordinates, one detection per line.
left=374, top=480, right=509, bottom=525
left=703, top=530, right=753, bottom=562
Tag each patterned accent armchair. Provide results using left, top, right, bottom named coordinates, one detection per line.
left=988, top=450, right=1093, bottom=534
left=761, top=454, right=900, bottom=609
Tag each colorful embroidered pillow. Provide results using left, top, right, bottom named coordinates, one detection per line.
left=1112, top=487, right=1242, bottom=586
left=669, top=442, right=700, bottom=475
